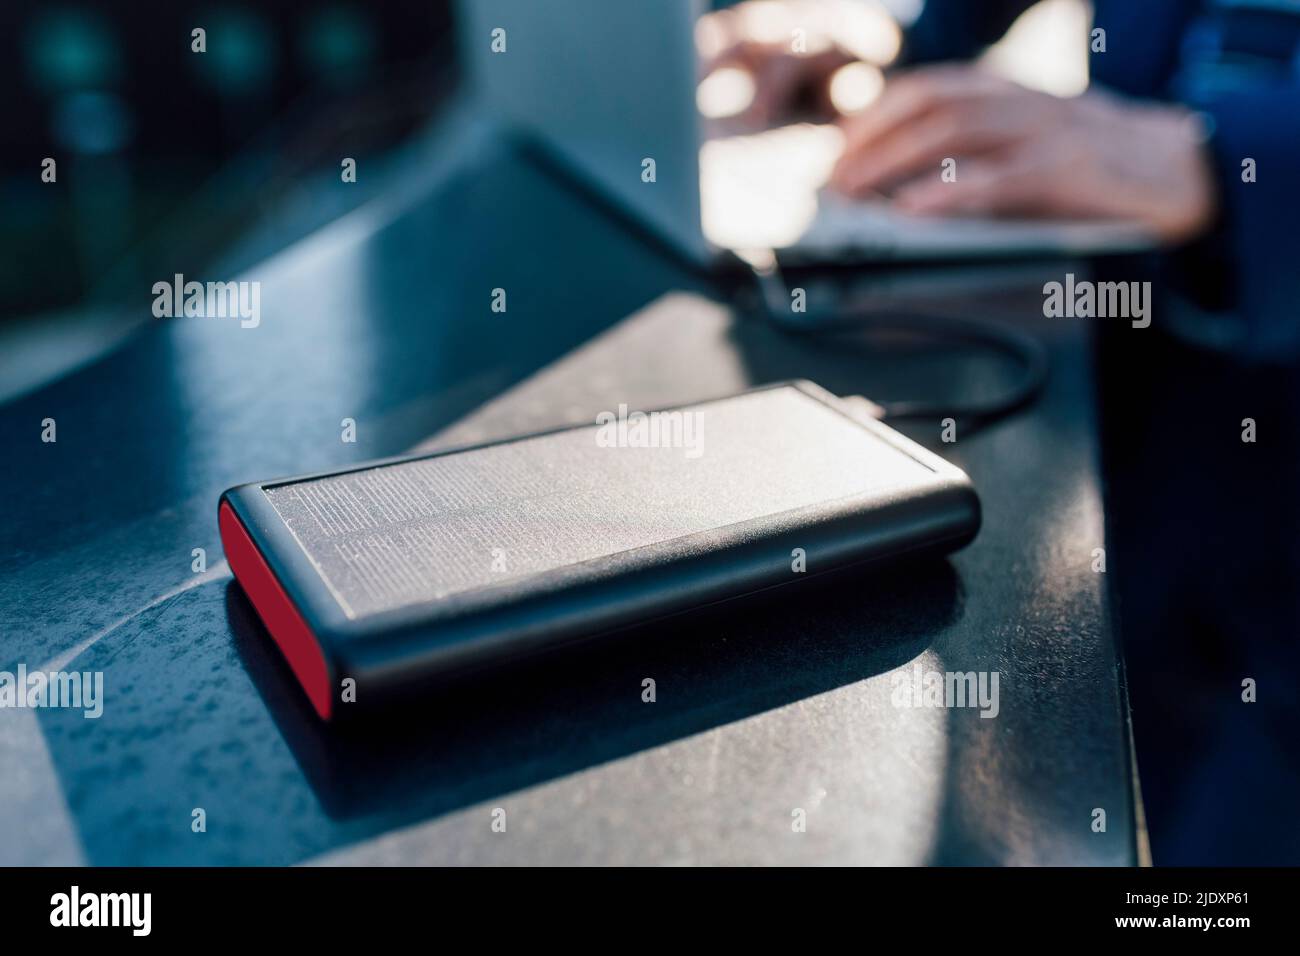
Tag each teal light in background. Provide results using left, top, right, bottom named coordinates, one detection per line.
left=53, top=91, right=134, bottom=154
left=26, top=9, right=121, bottom=93
left=193, top=8, right=274, bottom=96
left=301, top=6, right=376, bottom=87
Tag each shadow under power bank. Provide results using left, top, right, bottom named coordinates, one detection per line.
left=219, top=381, right=980, bottom=720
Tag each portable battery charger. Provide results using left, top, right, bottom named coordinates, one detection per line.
left=219, top=380, right=980, bottom=721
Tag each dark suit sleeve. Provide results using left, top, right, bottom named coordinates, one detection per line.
left=902, top=0, right=1040, bottom=64
left=1193, top=82, right=1300, bottom=358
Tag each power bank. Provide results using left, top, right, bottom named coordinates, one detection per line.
left=219, top=381, right=979, bottom=720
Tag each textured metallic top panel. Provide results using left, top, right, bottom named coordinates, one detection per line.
left=264, top=387, right=933, bottom=619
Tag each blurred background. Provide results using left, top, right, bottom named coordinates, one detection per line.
left=0, top=0, right=1094, bottom=398
left=0, top=1, right=457, bottom=396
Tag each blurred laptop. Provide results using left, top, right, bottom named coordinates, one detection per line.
left=457, top=0, right=1153, bottom=269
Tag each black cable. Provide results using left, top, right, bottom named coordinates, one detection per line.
left=749, top=263, right=1049, bottom=430
left=788, top=310, right=1049, bottom=426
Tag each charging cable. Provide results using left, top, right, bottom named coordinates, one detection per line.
left=748, top=259, right=1049, bottom=432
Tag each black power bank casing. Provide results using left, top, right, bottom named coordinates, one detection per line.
left=219, top=381, right=980, bottom=721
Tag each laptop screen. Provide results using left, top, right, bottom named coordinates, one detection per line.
left=457, top=0, right=709, bottom=262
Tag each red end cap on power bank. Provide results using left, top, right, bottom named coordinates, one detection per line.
left=219, top=502, right=333, bottom=720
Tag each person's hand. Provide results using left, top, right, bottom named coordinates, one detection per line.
left=829, top=65, right=1219, bottom=243
left=703, top=40, right=858, bottom=127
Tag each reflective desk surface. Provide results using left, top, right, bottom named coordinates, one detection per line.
left=0, top=124, right=1136, bottom=865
